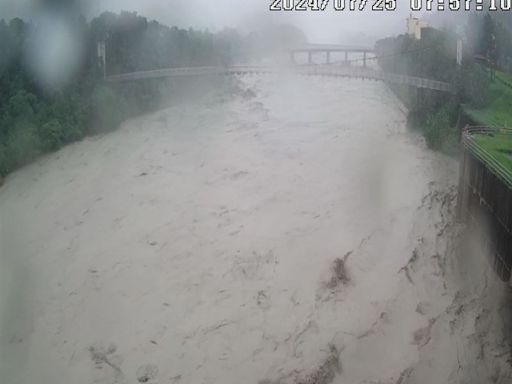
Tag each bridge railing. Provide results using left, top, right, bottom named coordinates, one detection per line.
left=107, top=66, right=225, bottom=82
left=105, top=64, right=453, bottom=92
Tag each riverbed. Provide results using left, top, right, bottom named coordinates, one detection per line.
left=0, top=74, right=510, bottom=383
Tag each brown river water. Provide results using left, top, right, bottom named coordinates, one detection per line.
left=1, top=74, right=511, bottom=383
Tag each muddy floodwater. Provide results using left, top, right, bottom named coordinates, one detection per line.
left=1, top=75, right=511, bottom=384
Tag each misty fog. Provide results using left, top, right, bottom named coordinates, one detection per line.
left=0, top=0, right=421, bottom=43
left=1, top=1, right=512, bottom=384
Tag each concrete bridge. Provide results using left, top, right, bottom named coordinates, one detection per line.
left=106, top=65, right=453, bottom=93
left=288, top=44, right=375, bottom=66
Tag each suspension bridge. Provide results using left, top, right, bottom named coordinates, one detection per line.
left=106, top=64, right=453, bottom=93
left=102, top=43, right=453, bottom=93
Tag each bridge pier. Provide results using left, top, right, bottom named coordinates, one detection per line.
left=289, top=51, right=296, bottom=64
left=287, top=45, right=377, bottom=68
left=97, top=40, right=107, bottom=78
left=414, top=87, right=423, bottom=108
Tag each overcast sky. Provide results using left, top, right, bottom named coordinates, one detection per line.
left=0, top=0, right=426, bottom=44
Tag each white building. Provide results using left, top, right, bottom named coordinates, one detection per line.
left=407, top=15, right=429, bottom=40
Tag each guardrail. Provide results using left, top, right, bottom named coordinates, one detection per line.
left=496, top=73, right=512, bottom=91
left=462, top=125, right=512, bottom=188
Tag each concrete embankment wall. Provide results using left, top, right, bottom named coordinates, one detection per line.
left=458, top=149, right=512, bottom=282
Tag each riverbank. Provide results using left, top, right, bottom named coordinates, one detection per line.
left=458, top=70, right=512, bottom=185
left=0, top=12, right=252, bottom=180
left=1, top=74, right=510, bottom=383
left=464, top=71, right=512, bottom=129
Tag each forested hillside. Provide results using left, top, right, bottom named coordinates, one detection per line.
left=0, top=11, right=306, bottom=180
left=0, top=12, right=237, bottom=178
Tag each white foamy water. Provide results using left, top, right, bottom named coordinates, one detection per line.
left=2, top=75, right=508, bottom=384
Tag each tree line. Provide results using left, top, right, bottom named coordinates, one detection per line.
left=375, top=12, right=512, bottom=152
left=0, top=11, right=306, bottom=179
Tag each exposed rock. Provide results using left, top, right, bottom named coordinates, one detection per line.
left=136, top=364, right=159, bottom=383
left=326, top=251, right=352, bottom=289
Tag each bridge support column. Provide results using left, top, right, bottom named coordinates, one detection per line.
left=308, top=51, right=313, bottom=65
left=97, top=40, right=107, bottom=78
left=363, top=51, right=367, bottom=68
left=415, top=87, right=424, bottom=107
left=344, top=51, right=348, bottom=63
left=326, top=51, right=331, bottom=64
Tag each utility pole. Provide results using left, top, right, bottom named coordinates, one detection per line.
left=454, top=25, right=464, bottom=68
left=490, top=33, right=496, bottom=81
left=456, top=38, right=463, bottom=67
left=289, top=50, right=295, bottom=65
left=97, top=40, right=106, bottom=79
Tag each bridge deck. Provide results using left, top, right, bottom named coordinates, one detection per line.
left=289, top=44, right=374, bottom=53
left=106, top=65, right=453, bottom=93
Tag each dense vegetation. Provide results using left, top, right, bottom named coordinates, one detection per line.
left=375, top=12, right=512, bottom=153
left=0, top=11, right=306, bottom=180
left=0, top=12, right=235, bottom=177
left=465, top=71, right=512, bottom=127
left=468, top=13, right=512, bottom=73
left=376, top=29, right=460, bottom=152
